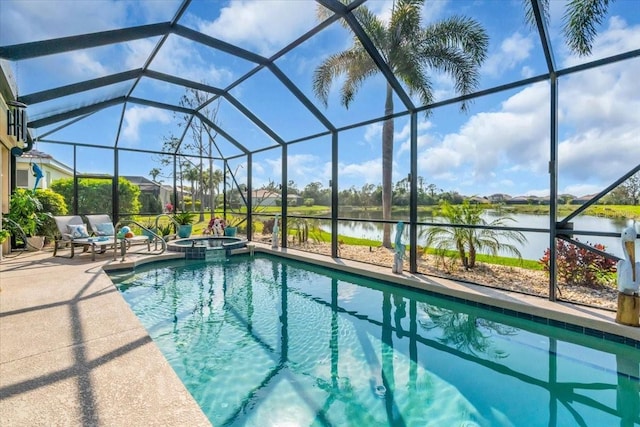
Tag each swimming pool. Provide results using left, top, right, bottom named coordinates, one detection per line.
left=110, top=254, right=640, bottom=426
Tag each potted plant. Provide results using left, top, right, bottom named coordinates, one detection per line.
left=223, top=215, right=245, bottom=237
left=0, top=228, right=9, bottom=261
left=7, top=189, right=47, bottom=251
left=173, top=211, right=196, bottom=238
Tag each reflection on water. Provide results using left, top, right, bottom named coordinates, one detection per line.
left=321, top=211, right=634, bottom=259
left=114, top=255, right=640, bottom=427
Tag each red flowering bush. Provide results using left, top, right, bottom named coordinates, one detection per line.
left=539, top=240, right=617, bottom=288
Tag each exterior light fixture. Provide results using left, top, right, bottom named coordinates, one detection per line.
left=7, top=99, right=28, bottom=143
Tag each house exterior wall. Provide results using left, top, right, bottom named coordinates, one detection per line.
left=15, top=158, right=73, bottom=190
left=255, top=196, right=279, bottom=206
left=1, top=62, right=23, bottom=256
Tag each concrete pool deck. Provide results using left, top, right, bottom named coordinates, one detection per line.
left=1, top=243, right=639, bottom=425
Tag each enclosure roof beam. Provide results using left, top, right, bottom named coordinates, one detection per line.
left=196, top=111, right=249, bottom=155
left=37, top=112, right=96, bottom=140
left=29, top=96, right=126, bottom=128
left=0, top=23, right=171, bottom=60
left=173, top=25, right=268, bottom=65
left=223, top=94, right=285, bottom=145
left=268, top=64, right=335, bottom=132
left=127, top=97, right=192, bottom=115
left=145, top=70, right=225, bottom=95
left=530, top=0, right=557, bottom=74
left=20, top=69, right=142, bottom=105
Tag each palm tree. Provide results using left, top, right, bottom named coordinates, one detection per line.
left=313, top=0, right=488, bottom=247
left=524, top=0, right=614, bottom=56
left=184, top=165, right=200, bottom=212
left=149, top=168, right=161, bottom=182
left=212, top=169, right=224, bottom=206
left=420, top=200, right=527, bottom=269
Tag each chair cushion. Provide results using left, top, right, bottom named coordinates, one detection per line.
left=95, top=222, right=115, bottom=236
left=67, top=224, right=90, bottom=238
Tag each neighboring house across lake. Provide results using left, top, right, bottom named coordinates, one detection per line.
left=122, top=175, right=173, bottom=212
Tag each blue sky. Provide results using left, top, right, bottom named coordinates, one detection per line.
left=1, top=0, right=639, bottom=198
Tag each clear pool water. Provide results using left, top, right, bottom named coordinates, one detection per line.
left=110, top=254, right=640, bottom=427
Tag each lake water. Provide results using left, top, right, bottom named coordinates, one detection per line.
left=314, top=211, right=636, bottom=261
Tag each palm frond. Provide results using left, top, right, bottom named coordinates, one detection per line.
left=420, top=43, right=481, bottom=112
left=342, top=53, right=379, bottom=107
left=523, top=0, right=550, bottom=28
left=389, top=0, right=424, bottom=47
left=313, top=49, right=360, bottom=107
left=421, top=16, right=489, bottom=65
left=563, top=0, right=612, bottom=56
left=316, top=0, right=351, bottom=28
left=354, top=5, right=390, bottom=59
left=395, top=57, right=434, bottom=108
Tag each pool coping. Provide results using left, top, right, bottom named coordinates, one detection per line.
left=249, top=243, right=640, bottom=346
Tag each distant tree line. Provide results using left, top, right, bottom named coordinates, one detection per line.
left=282, top=176, right=463, bottom=208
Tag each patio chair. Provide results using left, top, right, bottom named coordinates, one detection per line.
left=52, top=215, right=116, bottom=261
left=85, top=214, right=151, bottom=251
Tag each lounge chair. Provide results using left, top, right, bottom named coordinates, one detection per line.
left=52, top=215, right=116, bottom=261
left=85, top=214, right=151, bottom=251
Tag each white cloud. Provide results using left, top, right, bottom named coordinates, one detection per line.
left=483, top=32, right=535, bottom=78
left=145, top=36, right=235, bottom=86
left=65, top=51, right=111, bottom=79
left=398, top=120, right=433, bottom=154
left=0, top=0, right=126, bottom=44
left=364, top=123, right=382, bottom=143
left=560, top=183, right=603, bottom=197
left=122, top=106, right=171, bottom=142
left=287, top=153, right=330, bottom=184
left=416, top=82, right=549, bottom=184
left=339, top=159, right=383, bottom=186
left=196, top=0, right=317, bottom=56
left=558, top=127, right=640, bottom=182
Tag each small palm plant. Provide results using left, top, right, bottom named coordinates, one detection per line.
left=421, top=200, right=527, bottom=269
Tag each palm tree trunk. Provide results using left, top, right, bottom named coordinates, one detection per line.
left=179, top=161, right=185, bottom=212
left=199, top=155, right=205, bottom=222
left=457, top=241, right=467, bottom=268
left=382, top=83, right=394, bottom=248
left=469, top=244, right=476, bottom=268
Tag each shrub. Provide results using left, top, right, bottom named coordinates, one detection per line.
left=539, top=240, right=617, bottom=288
left=7, top=188, right=43, bottom=237
left=51, top=177, right=141, bottom=214
left=262, top=218, right=274, bottom=235
left=304, top=198, right=314, bottom=207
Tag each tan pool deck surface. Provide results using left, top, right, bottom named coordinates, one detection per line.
left=1, top=242, right=639, bottom=426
